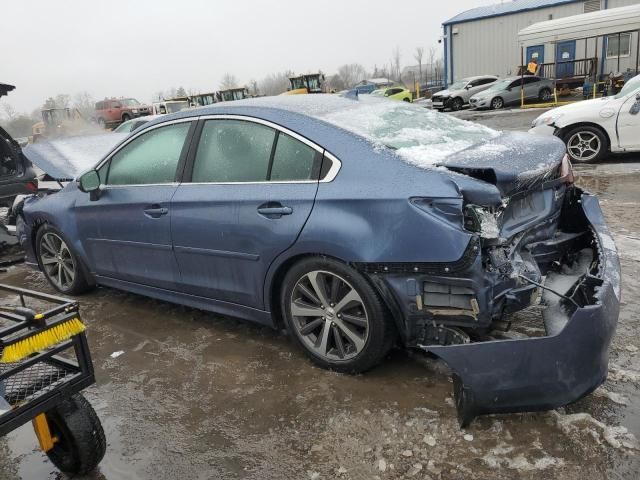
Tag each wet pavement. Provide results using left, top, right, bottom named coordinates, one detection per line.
left=1, top=113, right=640, bottom=479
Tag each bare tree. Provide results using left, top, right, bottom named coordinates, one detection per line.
left=391, top=47, right=402, bottom=81
left=428, top=46, right=438, bottom=82
left=54, top=94, right=71, bottom=108
left=220, top=73, right=238, bottom=90
left=336, top=63, right=367, bottom=90
left=176, top=86, right=187, bottom=97
left=414, top=47, right=425, bottom=84
left=259, top=71, right=293, bottom=96
left=248, top=79, right=259, bottom=96
left=73, top=91, right=95, bottom=118
left=1, top=103, right=16, bottom=121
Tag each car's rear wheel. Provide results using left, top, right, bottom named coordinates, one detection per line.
left=36, top=225, right=92, bottom=295
left=451, top=97, right=464, bottom=111
left=121, top=113, right=130, bottom=122
left=564, top=126, right=608, bottom=163
left=539, top=88, right=553, bottom=102
left=490, top=97, right=504, bottom=110
left=281, top=257, right=395, bottom=373
left=402, top=97, right=411, bottom=102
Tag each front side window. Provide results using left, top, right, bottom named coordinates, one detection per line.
left=607, top=33, right=631, bottom=58
left=270, top=133, right=318, bottom=181
left=192, top=120, right=275, bottom=182
left=106, top=122, right=191, bottom=185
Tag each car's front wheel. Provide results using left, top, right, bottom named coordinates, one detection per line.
left=36, top=225, right=92, bottom=295
left=564, top=126, right=608, bottom=163
left=490, top=97, right=504, bottom=110
left=539, top=88, right=553, bottom=102
left=451, top=97, right=464, bottom=111
left=281, top=257, right=395, bottom=373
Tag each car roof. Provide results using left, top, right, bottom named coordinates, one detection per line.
left=461, top=75, right=498, bottom=81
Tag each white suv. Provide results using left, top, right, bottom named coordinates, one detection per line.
left=530, top=74, right=640, bottom=163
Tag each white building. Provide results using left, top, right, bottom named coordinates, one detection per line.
left=442, top=0, right=640, bottom=85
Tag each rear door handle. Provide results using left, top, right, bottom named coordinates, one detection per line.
left=257, top=203, right=293, bottom=218
left=144, top=205, right=169, bottom=218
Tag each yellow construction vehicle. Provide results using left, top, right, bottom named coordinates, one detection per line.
left=282, top=73, right=325, bottom=95
left=217, top=87, right=249, bottom=102
left=31, top=108, right=88, bottom=142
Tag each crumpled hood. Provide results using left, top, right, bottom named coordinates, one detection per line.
left=23, top=133, right=127, bottom=180
left=434, top=89, right=457, bottom=97
left=439, top=131, right=566, bottom=197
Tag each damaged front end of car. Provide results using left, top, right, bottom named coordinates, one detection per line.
left=358, top=150, right=620, bottom=427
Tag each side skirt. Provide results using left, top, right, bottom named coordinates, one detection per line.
left=94, top=275, right=275, bottom=327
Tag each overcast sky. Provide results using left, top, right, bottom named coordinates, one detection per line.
left=1, top=0, right=496, bottom=113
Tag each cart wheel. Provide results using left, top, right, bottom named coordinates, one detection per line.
left=44, top=393, right=106, bottom=475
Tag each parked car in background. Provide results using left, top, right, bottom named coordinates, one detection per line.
left=94, top=98, right=151, bottom=129
left=371, top=87, right=412, bottom=102
left=16, top=95, right=620, bottom=426
left=113, top=115, right=161, bottom=134
left=530, top=73, right=640, bottom=163
left=432, top=75, right=498, bottom=111
left=470, top=76, right=554, bottom=110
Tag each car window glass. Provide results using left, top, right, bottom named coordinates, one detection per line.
left=270, top=133, right=317, bottom=181
left=192, top=120, right=275, bottom=183
left=107, top=122, right=190, bottom=185
left=479, top=78, right=495, bottom=85
left=509, top=80, right=522, bottom=89
left=524, top=77, right=539, bottom=84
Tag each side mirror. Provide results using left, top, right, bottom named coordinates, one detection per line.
left=78, top=170, right=101, bottom=200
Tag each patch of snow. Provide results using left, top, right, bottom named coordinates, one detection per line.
left=551, top=411, right=639, bottom=450
left=110, top=350, right=124, bottom=359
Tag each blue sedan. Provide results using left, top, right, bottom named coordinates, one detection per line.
left=17, top=95, right=620, bottom=425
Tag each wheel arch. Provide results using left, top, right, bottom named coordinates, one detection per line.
left=557, top=122, right=612, bottom=150
left=265, top=251, right=406, bottom=341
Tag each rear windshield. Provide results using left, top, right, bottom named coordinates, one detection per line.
left=319, top=97, right=498, bottom=166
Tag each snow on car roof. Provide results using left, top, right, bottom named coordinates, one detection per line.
left=196, top=95, right=500, bottom=168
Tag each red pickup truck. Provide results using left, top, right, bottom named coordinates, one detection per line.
left=94, top=98, right=151, bottom=129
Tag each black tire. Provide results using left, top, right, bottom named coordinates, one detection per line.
left=281, top=256, right=396, bottom=374
left=563, top=125, right=609, bottom=164
left=402, top=97, right=411, bottom=102
left=35, top=224, right=93, bottom=295
left=121, top=113, right=130, bottom=122
left=539, top=88, right=552, bottom=102
left=490, top=97, right=504, bottom=110
left=451, top=97, right=464, bottom=111
left=45, top=394, right=106, bottom=475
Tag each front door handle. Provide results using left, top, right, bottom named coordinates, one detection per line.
left=257, top=202, right=293, bottom=218
left=144, top=205, right=169, bottom=218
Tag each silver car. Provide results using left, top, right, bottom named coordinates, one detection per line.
left=431, top=75, right=498, bottom=111
left=470, top=76, right=554, bottom=110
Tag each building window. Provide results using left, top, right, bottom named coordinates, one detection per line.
left=606, top=33, right=631, bottom=59
left=584, top=0, right=601, bottom=14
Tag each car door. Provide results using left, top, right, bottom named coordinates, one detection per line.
left=170, top=116, right=325, bottom=309
left=617, top=91, right=640, bottom=150
left=523, top=77, right=541, bottom=99
left=74, top=119, right=195, bottom=289
left=467, top=77, right=495, bottom=100
left=505, top=79, right=523, bottom=104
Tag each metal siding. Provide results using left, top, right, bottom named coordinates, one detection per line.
left=603, top=31, right=640, bottom=73
left=608, top=0, right=640, bottom=7
left=451, top=3, right=586, bottom=80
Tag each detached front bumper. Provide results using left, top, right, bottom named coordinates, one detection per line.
left=423, top=193, right=620, bottom=426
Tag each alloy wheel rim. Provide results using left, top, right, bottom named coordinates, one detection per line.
left=567, top=131, right=600, bottom=161
left=40, top=233, right=75, bottom=290
left=290, top=270, right=369, bottom=361
left=492, top=98, right=503, bottom=109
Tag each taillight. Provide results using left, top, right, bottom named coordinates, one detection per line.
left=560, top=154, right=574, bottom=184
left=25, top=179, right=38, bottom=193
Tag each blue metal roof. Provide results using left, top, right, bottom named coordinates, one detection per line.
left=443, top=0, right=583, bottom=25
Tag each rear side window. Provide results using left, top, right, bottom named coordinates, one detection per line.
left=95, top=102, right=104, bottom=110
left=192, top=120, right=276, bottom=182
left=270, top=133, right=318, bottom=181
left=524, top=77, right=540, bottom=84
left=106, top=122, right=191, bottom=185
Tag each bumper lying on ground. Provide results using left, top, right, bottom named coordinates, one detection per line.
left=422, top=193, right=620, bottom=426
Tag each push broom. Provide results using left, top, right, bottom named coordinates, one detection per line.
left=0, top=307, right=85, bottom=364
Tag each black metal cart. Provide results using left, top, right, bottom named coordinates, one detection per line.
left=0, top=283, right=105, bottom=475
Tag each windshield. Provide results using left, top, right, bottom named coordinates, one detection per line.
left=114, top=121, right=133, bottom=133
left=166, top=101, right=189, bottom=113
left=614, top=74, right=640, bottom=99
left=447, top=81, right=467, bottom=90
left=121, top=98, right=140, bottom=107
left=486, top=79, right=511, bottom=91
left=320, top=96, right=498, bottom=166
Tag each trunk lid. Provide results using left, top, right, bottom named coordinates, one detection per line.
left=439, top=131, right=566, bottom=197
